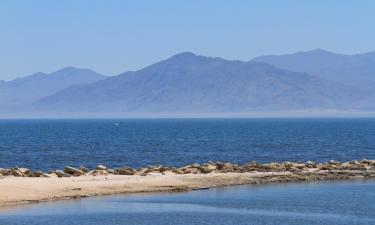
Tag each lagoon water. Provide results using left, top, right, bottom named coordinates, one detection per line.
left=1, top=118, right=375, bottom=170
left=0, top=181, right=374, bottom=225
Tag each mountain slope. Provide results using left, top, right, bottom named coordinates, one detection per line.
left=0, top=67, right=106, bottom=109
left=36, top=52, right=372, bottom=113
left=253, top=49, right=375, bottom=91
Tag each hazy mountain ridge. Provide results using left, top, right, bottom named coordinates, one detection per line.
left=36, top=52, right=373, bottom=114
left=1, top=51, right=374, bottom=117
left=253, top=49, right=375, bottom=91
left=0, top=67, right=106, bottom=110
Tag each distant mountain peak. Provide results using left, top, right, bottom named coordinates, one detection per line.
left=165, top=52, right=229, bottom=65
left=167, top=52, right=201, bottom=61
left=309, top=48, right=330, bottom=53
left=274, top=49, right=333, bottom=57
left=0, top=67, right=107, bottom=107
left=294, top=49, right=375, bottom=57
left=253, top=49, right=375, bottom=92
left=59, top=66, right=76, bottom=71
left=300, top=49, right=339, bottom=56
left=172, top=52, right=197, bottom=57
left=53, top=66, right=91, bottom=74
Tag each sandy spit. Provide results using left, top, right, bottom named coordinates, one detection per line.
left=0, top=171, right=374, bottom=207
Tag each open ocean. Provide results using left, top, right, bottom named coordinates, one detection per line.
left=1, top=118, right=375, bottom=170
left=1, top=118, right=375, bottom=225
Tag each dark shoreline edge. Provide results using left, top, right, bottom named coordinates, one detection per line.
left=1, top=159, right=375, bottom=178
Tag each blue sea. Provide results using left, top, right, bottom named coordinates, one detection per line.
left=1, top=118, right=375, bottom=170
left=1, top=118, right=375, bottom=224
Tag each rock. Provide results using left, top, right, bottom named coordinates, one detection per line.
left=188, top=163, right=201, bottom=168
left=328, top=165, right=339, bottom=170
left=12, top=169, right=25, bottom=177
left=96, top=165, right=107, bottom=170
left=0, top=168, right=11, bottom=176
left=283, top=162, right=293, bottom=168
left=29, top=171, right=50, bottom=177
left=233, top=165, right=246, bottom=172
left=18, top=168, right=31, bottom=176
left=0, top=174, right=3, bottom=179
left=221, top=162, right=234, bottom=172
left=159, top=166, right=172, bottom=172
left=145, top=166, right=164, bottom=173
left=288, top=168, right=302, bottom=172
left=349, top=160, right=360, bottom=165
left=247, top=161, right=259, bottom=166
left=292, top=163, right=306, bottom=169
left=145, top=165, right=172, bottom=173
left=107, top=169, right=115, bottom=174
left=79, top=166, right=89, bottom=173
left=0, top=159, right=372, bottom=180
left=328, top=160, right=341, bottom=165
left=64, top=166, right=85, bottom=176
left=40, top=172, right=51, bottom=178
left=360, top=159, right=375, bottom=166
left=55, top=170, right=71, bottom=177
left=339, top=162, right=351, bottom=169
left=134, top=168, right=148, bottom=176
left=305, top=161, right=316, bottom=168
left=214, top=162, right=224, bottom=168
left=172, top=169, right=184, bottom=174
left=260, top=163, right=281, bottom=172
left=117, top=167, right=136, bottom=175
left=364, top=165, right=373, bottom=171
left=243, top=162, right=260, bottom=172
left=94, top=170, right=108, bottom=175
left=318, top=165, right=330, bottom=170
left=29, top=171, right=41, bottom=177
left=199, top=164, right=217, bottom=174
left=182, top=167, right=200, bottom=174
left=48, top=172, right=58, bottom=178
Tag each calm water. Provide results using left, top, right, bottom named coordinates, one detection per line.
left=1, top=181, right=374, bottom=225
left=1, top=118, right=375, bottom=170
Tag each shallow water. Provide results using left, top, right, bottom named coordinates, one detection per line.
left=1, top=181, right=374, bottom=225
left=1, top=118, right=375, bottom=170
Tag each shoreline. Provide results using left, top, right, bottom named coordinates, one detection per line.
left=1, top=160, right=375, bottom=207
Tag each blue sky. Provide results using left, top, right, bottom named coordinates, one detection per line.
left=1, top=0, right=374, bottom=80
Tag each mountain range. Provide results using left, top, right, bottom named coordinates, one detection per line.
left=1, top=50, right=375, bottom=117
left=253, top=49, right=375, bottom=91
left=0, top=67, right=106, bottom=112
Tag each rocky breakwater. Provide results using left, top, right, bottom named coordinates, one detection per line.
left=1, top=160, right=375, bottom=183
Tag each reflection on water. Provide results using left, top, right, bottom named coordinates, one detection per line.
left=1, top=181, right=374, bottom=225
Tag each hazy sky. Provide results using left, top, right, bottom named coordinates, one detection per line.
left=1, top=0, right=374, bottom=80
